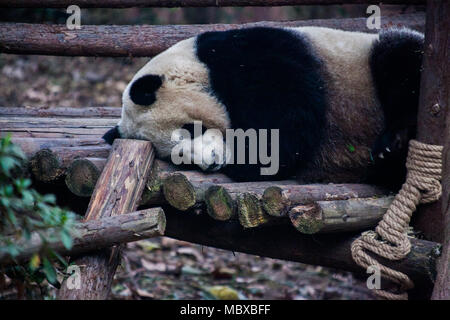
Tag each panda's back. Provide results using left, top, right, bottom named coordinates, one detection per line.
left=291, top=27, right=385, bottom=182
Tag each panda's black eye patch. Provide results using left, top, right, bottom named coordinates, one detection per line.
left=181, top=123, right=208, bottom=138
left=129, top=74, right=163, bottom=106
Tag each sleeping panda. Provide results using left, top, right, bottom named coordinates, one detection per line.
left=103, top=26, right=424, bottom=189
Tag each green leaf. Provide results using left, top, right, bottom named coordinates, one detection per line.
left=60, top=230, right=73, bottom=250
left=347, top=144, right=356, bottom=153
left=42, top=257, right=57, bottom=284
left=49, top=249, right=68, bottom=268
left=0, top=156, right=18, bottom=174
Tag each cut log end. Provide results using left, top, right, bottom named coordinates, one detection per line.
left=205, top=185, right=235, bottom=221
left=238, top=193, right=271, bottom=228
left=29, top=148, right=62, bottom=182
left=262, top=186, right=290, bottom=217
left=65, top=158, right=100, bottom=197
left=162, top=173, right=196, bottom=211
left=289, top=203, right=324, bottom=234
left=140, top=162, right=165, bottom=205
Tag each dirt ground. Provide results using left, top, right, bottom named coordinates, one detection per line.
left=1, top=53, right=377, bottom=300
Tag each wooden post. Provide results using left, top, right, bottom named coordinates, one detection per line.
left=58, top=139, right=154, bottom=300
left=422, top=0, right=450, bottom=301
left=412, top=0, right=449, bottom=244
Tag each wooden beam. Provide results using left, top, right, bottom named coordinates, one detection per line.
left=0, top=208, right=166, bottom=267
left=412, top=0, right=449, bottom=244
left=0, top=0, right=427, bottom=8
left=424, top=0, right=450, bottom=301
left=0, top=106, right=121, bottom=118
left=162, top=207, right=439, bottom=290
left=58, top=139, right=154, bottom=300
left=0, top=14, right=425, bottom=57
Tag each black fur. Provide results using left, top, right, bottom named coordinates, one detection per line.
left=196, top=27, right=327, bottom=181
left=369, top=28, right=424, bottom=188
left=129, top=74, right=163, bottom=106
left=103, top=125, right=121, bottom=145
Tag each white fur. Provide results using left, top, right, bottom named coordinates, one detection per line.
left=119, top=37, right=230, bottom=159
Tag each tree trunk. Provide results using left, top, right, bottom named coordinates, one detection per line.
left=58, top=139, right=154, bottom=300
left=0, top=208, right=165, bottom=266
left=0, top=14, right=425, bottom=57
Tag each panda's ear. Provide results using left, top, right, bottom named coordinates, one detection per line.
left=129, top=74, right=163, bottom=106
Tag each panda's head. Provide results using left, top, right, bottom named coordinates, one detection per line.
left=106, top=37, right=231, bottom=171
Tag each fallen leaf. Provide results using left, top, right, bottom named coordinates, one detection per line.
left=177, top=247, right=204, bottom=262
left=135, top=240, right=161, bottom=252
left=140, top=259, right=166, bottom=272
left=207, top=286, right=240, bottom=300
left=136, top=288, right=154, bottom=299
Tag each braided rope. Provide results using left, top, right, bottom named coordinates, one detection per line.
left=351, top=140, right=443, bottom=300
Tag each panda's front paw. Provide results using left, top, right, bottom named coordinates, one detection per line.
left=372, top=129, right=408, bottom=162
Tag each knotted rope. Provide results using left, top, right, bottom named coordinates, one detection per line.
left=351, top=139, right=443, bottom=300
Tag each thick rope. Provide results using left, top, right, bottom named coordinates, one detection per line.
left=351, top=140, right=443, bottom=300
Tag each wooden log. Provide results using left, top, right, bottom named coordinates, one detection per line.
left=58, top=139, right=154, bottom=300
left=162, top=207, right=439, bottom=290
left=0, top=116, right=118, bottom=128
left=28, top=146, right=110, bottom=183
left=237, top=192, right=273, bottom=228
left=261, top=186, right=291, bottom=217
left=1, top=127, right=111, bottom=138
left=65, top=158, right=101, bottom=197
left=12, top=137, right=108, bottom=158
left=412, top=0, right=448, bottom=244
left=289, top=196, right=394, bottom=234
left=161, top=173, right=388, bottom=211
left=0, top=116, right=117, bottom=139
left=423, top=0, right=450, bottom=301
left=0, top=106, right=121, bottom=118
left=204, top=185, right=236, bottom=221
left=0, top=14, right=425, bottom=57
left=0, top=0, right=427, bottom=8
left=0, top=208, right=165, bottom=267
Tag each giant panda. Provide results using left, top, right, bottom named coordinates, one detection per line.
left=103, top=26, right=424, bottom=189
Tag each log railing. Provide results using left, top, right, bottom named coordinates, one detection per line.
left=0, top=14, right=425, bottom=57
left=0, top=0, right=427, bottom=8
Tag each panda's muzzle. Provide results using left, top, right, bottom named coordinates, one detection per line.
left=102, top=125, right=121, bottom=145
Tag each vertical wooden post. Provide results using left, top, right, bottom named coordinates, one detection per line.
left=412, top=0, right=449, bottom=243
left=58, top=139, right=155, bottom=299
left=426, top=0, right=450, bottom=300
